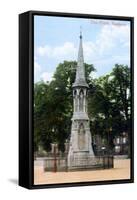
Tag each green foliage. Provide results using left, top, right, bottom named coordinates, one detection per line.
left=34, top=61, right=95, bottom=152
left=88, top=64, right=131, bottom=150
left=34, top=62, right=131, bottom=153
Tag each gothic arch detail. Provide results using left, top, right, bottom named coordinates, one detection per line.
left=79, top=89, right=84, bottom=111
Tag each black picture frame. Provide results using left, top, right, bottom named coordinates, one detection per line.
left=19, top=10, right=134, bottom=189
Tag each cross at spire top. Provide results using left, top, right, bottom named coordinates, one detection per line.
left=80, top=26, right=82, bottom=39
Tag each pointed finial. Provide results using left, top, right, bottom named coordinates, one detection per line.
left=80, top=26, right=82, bottom=39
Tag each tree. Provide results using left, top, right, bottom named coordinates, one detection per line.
left=34, top=62, right=131, bottom=155
left=34, top=61, right=95, bottom=152
left=34, top=81, right=52, bottom=152
left=88, top=64, right=131, bottom=152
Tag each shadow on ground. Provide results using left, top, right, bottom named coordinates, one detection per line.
left=8, top=179, right=18, bottom=185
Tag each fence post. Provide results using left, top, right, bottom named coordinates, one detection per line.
left=53, top=143, right=57, bottom=172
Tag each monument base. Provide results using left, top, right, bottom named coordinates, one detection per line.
left=67, top=155, right=114, bottom=171
left=67, top=151, right=104, bottom=171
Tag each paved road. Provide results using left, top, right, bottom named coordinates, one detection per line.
left=34, top=159, right=130, bottom=185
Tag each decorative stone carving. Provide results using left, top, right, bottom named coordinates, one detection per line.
left=68, top=31, right=94, bottom=170
left=78, top=123, right=85, bottom=150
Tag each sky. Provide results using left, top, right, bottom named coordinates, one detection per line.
left=34, top=15, right=130, bottom=83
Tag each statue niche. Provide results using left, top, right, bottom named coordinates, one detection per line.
left=78, top=123, right=85, bottom=150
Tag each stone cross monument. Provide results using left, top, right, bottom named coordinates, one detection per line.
left=68, top=31, right=95, bottom=170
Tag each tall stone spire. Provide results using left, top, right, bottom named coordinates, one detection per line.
left=68, top=30, right=95, bottom=170
left=73, top=29, right=88, bottom=88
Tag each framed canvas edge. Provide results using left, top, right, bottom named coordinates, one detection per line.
left=19, top=10, right=134, bottom=189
